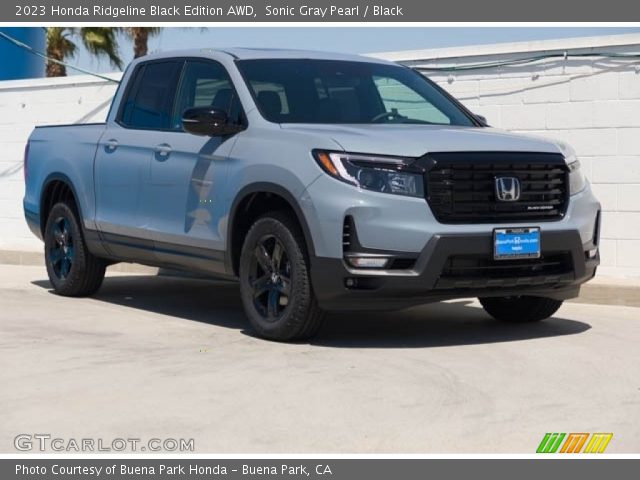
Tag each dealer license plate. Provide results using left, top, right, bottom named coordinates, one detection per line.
left=493, top=227, right=541, bottom=260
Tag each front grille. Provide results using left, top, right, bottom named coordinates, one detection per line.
left=425, top=152, right=569, bottom=223
left=436, top=252, right=574, bottom=289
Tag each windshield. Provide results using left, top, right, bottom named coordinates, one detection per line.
left=236, top=59, right=476, bottom=126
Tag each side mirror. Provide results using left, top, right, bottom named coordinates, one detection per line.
left=182, top=107, right=242, bottom=136
left=474, top=113, right=488, bottom=125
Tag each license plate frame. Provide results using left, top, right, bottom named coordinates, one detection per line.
left=493, top=227, right=541, bottom=260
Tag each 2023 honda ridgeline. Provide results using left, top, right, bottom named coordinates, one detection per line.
left=23, top=49, right=601, bottom=341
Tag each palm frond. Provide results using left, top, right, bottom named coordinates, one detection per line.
left=79, top=27, right=123, bottom=70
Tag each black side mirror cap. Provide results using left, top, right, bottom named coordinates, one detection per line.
left=182, top=107, right=243, bottom=136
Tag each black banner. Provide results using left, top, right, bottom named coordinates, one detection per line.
left=3, top=459, right=639, bottom=479
left=4, top=0, right=640, bottom=22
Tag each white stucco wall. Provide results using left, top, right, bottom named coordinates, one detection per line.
left=0, top=73, right=121, bottom=251
left=1, top=33, right=639, bottom=277
left=373, top=33, right=640, bottom=278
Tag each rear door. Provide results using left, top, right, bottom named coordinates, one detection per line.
left=148, top=59, right=245, bottom=273
left=94, top=59, right=183, bottom=261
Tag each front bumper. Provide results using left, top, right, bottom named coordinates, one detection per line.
left=310, top=228, right=599, bottom=311
left=301, top=171, right=601, bottom=310
left=301, top=173, right=601, bottom=259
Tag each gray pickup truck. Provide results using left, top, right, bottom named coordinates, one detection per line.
left=23, top=48, right=600, bottom=341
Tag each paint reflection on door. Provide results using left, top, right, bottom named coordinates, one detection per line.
left=147, top=59, right=243, bottom=254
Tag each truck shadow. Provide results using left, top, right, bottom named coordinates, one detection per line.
left=32, top=274, right=591, bottom=349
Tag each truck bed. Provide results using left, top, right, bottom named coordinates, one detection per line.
left=23, top=123, right=108, bottom=238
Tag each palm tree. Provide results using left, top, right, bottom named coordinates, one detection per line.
left=45, top=27, right=122, bottom=77
left=124, top=28, right=161, bottom=59
left=45, top=28, right=75, bottom=77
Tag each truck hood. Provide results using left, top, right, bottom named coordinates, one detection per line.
left=280, top=124, right=563, bottom=158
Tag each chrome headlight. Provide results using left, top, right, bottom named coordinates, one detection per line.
left=568, top=159, right=587, bottom=195
left=313, top=151, right=424, bottom=198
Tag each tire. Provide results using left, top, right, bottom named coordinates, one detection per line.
left=44, top=202, right=106, bottom=297
left=239, top=211, right=325, bottom=341
left=479, top=296, right=563, bottom=323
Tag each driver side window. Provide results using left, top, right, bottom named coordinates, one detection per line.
left=172, top=60, right=244, bottom=131
left=373, top=76, right=451, bottom=124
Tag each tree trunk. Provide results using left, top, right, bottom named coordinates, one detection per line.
left=46, top=49, right=66, bottom=77
left=132, top=29, right=149, bottom=58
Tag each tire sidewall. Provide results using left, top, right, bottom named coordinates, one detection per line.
left=44, top=203, right=86, bottom=292
left=239, top=214, right=312, bottom=339
left=479, top=295, right=563, bottom=322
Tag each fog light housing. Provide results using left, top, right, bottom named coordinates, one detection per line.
left=345, top=255, right=390, bottom=269
left=587, top=248, right=598, bottom=259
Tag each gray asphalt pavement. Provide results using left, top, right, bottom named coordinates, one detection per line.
left=1, top=265, right=638, bottom=453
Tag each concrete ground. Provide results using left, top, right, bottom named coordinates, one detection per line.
left=0, top=264, right=638, bottom=453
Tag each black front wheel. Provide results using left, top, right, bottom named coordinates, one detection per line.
left=44, top=202, right=106, bottom=296
left=479, top=296, right=563, bottom=323
left=239, top=211, right=324, bottom=341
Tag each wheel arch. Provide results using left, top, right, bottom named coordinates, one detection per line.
left=226, top=182, right=316, bottom=277
left=39, top=173, right=84, bottom=237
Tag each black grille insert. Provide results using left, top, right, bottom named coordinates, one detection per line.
left=425, top=152, right=569, bottom=223
left=442, top=253, right=573, bottom=279
left=436, top=252, right=574, bottom=289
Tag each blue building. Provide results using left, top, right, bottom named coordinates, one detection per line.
left=0, top=27, right=45, bottom=80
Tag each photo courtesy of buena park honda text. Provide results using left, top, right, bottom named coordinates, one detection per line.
left=0, top=0, right=639, bottom=478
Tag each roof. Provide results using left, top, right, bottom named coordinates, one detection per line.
left=139, top=48, right=395, bottom=64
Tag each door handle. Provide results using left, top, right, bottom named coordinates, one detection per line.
left=154, top=144, right=172, bottom=160
left=105, top=139, right=118, bottom=152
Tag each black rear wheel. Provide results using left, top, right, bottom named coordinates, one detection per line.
left=44, top=202, right=106, bottom=296
left=479, top=296, right=563, bottom=323
left=239, top=211, right=324, bottom=341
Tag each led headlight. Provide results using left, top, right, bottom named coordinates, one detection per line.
left=313, top=151, right=424, bottom=198
left=568, top=159, right=586, bottom=196
left=556, top=141, right=587, bottom=196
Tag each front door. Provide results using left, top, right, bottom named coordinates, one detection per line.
left=148, top=59, right=246, bottom=274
